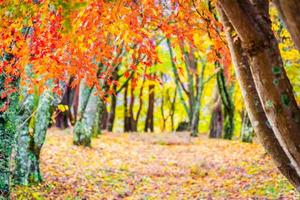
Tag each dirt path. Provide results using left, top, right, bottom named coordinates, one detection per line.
left=13, top=129, right=298, bottom=199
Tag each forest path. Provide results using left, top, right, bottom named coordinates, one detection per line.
left=13, top=128, right=298, bottom=200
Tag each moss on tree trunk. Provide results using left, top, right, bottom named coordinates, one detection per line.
left=0, top=74, right=19, bottom=199
left=14, top=90, right=53, bottom=185
left=73, top=83, right=99, bottom=147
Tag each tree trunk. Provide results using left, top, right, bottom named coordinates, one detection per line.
left=101, top=105, right=108, bottom=130
left=13, top=94, right=35, bottom=185
left=92, top=98, right=105, bottom=137
left=273, top=0, right=300, bottom=51
left=126, top=76, right=145, bottom=132
left=217, top=3, right=300, bottom=188
left=167, top=39, right=190, bottom=121
left=160, top=87, right=167, bottom=132
left=55, top=80, right=77, bottom=129
left=216, top=68, right=235, bottom=139
left=209, top=89, right=223, bottom=138
left=129, top=82, right=137, bottom=132
left=190, top=59, right=206, bottom=137
left=70, top=84, right=79, bottom=126
left=0, top=75, right=18, bottom=199
left=124, top=84, right=131, bottom=132
left=169, top=89, right=177, bottom=132
left=55, top=86, right=71, bottom=129
left=144, top=84, right=155, bottom=132
left=107, top=92, right=117, bottom=132
left=219, top=0, right=300, bottom=179
left=14, top=89, right=55, bottom=185
left=73, top=82, right=95, bottom=147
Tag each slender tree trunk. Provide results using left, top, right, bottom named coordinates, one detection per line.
left=160, top=88, right=167, bottom=132
left=101, top=105, right=108, bottom=130
left=217, top=3, right=300, bottom=188
left=129, top=82, right=136, bottom=131
left=209, top=88, right=223, bottom=138
left=144, top=84, right=155, bottom=132
left=190, top=59, right=206, bottom=137
left=55, top=86, right=71, bottom=129
left=167, top=39, right=190, bottom=120
left=209, top=101, right=222, bottom=138
left=127, top=76, right=145, bottom=132
left=124, top=84, right=130, bottom=132
left=70, top=84, right=79, bottom=126
left=273, top=0, right=300, bottom=51
left=107, top=92, right=117, bottom=132
left=216, top=68, right=234, bottom=139
left=169, top=89, right=177, bottom=132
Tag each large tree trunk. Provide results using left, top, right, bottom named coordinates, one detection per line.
left=14, top=89, right=56, bottom=186
left=144, top=84, right=155, bottom=132
left=13, top=94, right=35, bottom=185
left=219, top=0, right=300, bottom=177
left=14, top=87, right=58, bottom=185
left=217, top=3, right=300, bottom=188
left=0, top=75, right=18, bottom=199
left=273, top=0, right=300, bottom=51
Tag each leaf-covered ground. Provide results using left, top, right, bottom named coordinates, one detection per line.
left=12, top=129, right=299, bottom=200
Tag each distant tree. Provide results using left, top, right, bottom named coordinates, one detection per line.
left=144, top=82, right=155, bottom=132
